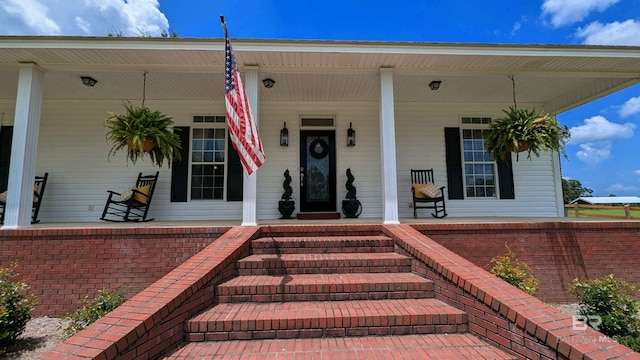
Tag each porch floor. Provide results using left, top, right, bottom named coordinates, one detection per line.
left=12, top=215, right=616, bottom=230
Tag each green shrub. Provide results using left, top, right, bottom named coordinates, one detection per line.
left=0, top=262, right=36, bottom=348
left=62, top=287, right=128, bottom=340
left=618, top=335, right=640, bottom=353
left=490, top=250, right=539, bottom=295
left=570, top=274, right=640, bottom=340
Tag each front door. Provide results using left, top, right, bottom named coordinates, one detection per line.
left=300, top=130, right=336, bottom=212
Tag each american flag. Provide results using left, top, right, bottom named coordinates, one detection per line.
left=222, top=19, right=265, bottom=175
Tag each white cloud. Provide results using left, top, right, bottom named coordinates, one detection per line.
left=619, top=96, right=640, bottom=118
left=576, top=142, right=611, bottom=164
left=576, top=20, right=640, bottom=45
left=569, top=116, right=635, bottom=144
left=0, top=0, right=60, bottom=35
left=635, top=169, right=640, bottom=177
left=541, top=0, right=620, bottom=28
left=0, top=0, right=169, bottom=36
left=570, top=117, right=635, bottom=164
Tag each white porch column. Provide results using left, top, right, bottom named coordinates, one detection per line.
left=379, top=68, right=400, bottom=224
left=241, top=67, right=259, bottom=226
left=552, top=152, right=565, bottom=217
left=3, top=63, right=45, bottom=229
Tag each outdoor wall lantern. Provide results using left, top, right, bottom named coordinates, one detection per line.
left=347, top=122, right=356, bottom=147
left=429, top=80, right=441, bottom=91
left=280, top=122, right=289, bottom=147
left=262, top=78, right=275, bottom=88
left=80, top=76, right=97, bottom=87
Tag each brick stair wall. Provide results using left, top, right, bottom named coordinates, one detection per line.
left=415, top=222, right=640, bottom=303
left=41, top=224, right=640, bottom=360
left=385, top=224, right=640, bottom=360
left=0, top=226, right=229, bottom=315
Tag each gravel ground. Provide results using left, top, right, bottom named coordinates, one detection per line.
left=1, top=317, right=69, bottom=360
left=0, top=305, right=584, bottom=360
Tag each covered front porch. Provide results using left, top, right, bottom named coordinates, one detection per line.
left=1, top=36, right=639, bottom=228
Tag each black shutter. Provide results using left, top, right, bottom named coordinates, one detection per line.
left=0, top=126, right=13, bottom=192
left=444, top=127, right=464, bottom=200
left=170, top=126, right=190, bottom=202
left=497, top=157, right=515, bottom=199
left=226, top=135, right=243, bottom=201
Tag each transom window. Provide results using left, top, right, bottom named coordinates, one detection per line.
left=461, top=126, right=497, bottom=198
left=191, top=116, right=226, bottom=200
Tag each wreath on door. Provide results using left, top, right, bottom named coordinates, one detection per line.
left=309, top=138, right=329, bottom=159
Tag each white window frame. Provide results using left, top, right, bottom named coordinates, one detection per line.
left=460, top=117, right=499, bottom=199
left=189, top=115, right=228, bottom=201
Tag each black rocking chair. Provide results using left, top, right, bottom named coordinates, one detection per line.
left=100, top=172, right=159, bottom=222
left=0, top=172, right=49, bottom=224
left=411, top=169, right=447, bottom=219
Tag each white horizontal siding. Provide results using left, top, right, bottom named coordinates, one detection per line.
left=257, top=101, right=381, bottom=219
left=395, top=102, right=561, bottom=218
left=1, top=97, right=561, bottom=222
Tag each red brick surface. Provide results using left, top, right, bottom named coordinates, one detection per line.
left=31, top=222, right=640, bottom=359
left=0, top=226, right=229, bottom=315
left=414, top=221, right=640, bottom=303
left=385, top=224, right=640, bottom=360
left=165, top=333, right=516, bottom=359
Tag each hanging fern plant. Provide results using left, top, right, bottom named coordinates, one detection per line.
left=483, top=76, right=571, bottom=162
left=104, top=72, right=182, bottom=168
left=484, top=106, right=570, bottom=162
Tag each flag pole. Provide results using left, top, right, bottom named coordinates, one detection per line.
left=220, top=15, right=227, bottom=33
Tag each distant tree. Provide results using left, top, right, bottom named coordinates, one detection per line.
left=107, top=29, right=124, bottom=37
left=108, top=28, right=177, bottom=38
left=609, top=194, right=616, bottom=197
left=562, top=179, right=593, bottom=204
left=160, top=30, right=178, bottom=38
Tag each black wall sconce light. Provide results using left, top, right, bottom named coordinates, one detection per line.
left=347, top=122, right=356, bottom=147
left=280, top=122, right=289, bottom=147
left=428, top=80, right=441, bottom=91
left=80, top=76, right=97, bottom=87
left=262, top=78, right=275, bottom=88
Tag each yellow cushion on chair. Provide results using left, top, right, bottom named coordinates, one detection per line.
left=133, top=185, right=151, bottom=204
left=420, top=183, right=442, bottom=198
left=412, top=184, right=427, bottom=198
left=119, top=187, right=134, bottom=201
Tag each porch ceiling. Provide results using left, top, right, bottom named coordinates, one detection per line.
left=0, top=36, right=639, bottom=113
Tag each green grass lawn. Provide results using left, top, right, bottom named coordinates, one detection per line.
left=565, top=207, right=640, bottom=219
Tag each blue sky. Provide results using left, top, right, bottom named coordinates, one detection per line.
left=1, top=0, right=639, bottom=196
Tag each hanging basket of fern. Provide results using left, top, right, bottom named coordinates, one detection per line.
left=125, top=137, right=155, bottom=153
left=483, top=106, right=570, bottom=162
left=104, top=102, right=181, bottom=168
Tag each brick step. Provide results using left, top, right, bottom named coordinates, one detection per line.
left=237, top=252, right=411, bottom=275
left=217, top=273, right=434, bottom=303
left=250, top=235, right=394, bottom=254
left=184, top=298, right=467, bottom=342
left=165, top=334, right=516, bottom=359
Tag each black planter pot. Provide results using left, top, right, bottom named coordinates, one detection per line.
left=278, top=200, right=295, bottom=219
left=342, top=199, right=362, bottom=218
